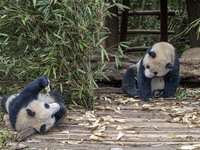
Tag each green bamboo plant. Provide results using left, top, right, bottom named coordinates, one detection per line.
left=0, top=0, right=128, bottom=109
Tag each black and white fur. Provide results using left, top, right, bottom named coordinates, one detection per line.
left=1, top=76, right=66, bottom=133
left=122, top=42, right=180, bottom=101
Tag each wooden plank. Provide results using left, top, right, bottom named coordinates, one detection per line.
left=5, top=91, right=200, bottom=150
left=118, top=10, right=176, bottom=16
left=126, top=29, right=174, bottom=34
left=124, top=46, right=149, bottom=52
left=16, top=141, right=180, bottom=150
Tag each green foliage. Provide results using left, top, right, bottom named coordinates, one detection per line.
left=0, top=0, right=122, bottom=109
left=0, top=106, right=14, bottom=149
left=0, top=130, right=13, bottom=149
left=186, top=18, right=200, bottom=40
left=176, top=87, right=200, bottom=101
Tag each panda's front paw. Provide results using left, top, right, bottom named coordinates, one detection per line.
left=37, top=76, right=49, bottom=88
left=153, top=89, right=164, bottom=98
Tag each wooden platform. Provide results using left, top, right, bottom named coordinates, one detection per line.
left=5, top=88, right=200, bottom=150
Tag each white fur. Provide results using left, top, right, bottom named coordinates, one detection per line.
left=6, top=94, right=19, bottom=113
left=37, top=93, right=56, bottom=103
left=144, top=69, right=154, bottom=78
left=151, top=77, right=165, bottom=92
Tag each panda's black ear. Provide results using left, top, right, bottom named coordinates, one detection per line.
left=26, top=109, right=35, bottom=117
left=40, top=124, right=46, bottom=133
left=166, top=63, right=173, bottom=69
left=148, top=51, right=156, bottom=58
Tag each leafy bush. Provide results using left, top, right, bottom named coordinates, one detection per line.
left=186, top=18, right=200, bottom=40
left=0, top=0, right=124, bottom=109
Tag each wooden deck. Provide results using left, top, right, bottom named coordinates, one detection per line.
left=5, top=88, right=200, bottom=150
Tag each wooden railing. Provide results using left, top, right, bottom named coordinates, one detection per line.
left=118, top=0, right=175, bottom=52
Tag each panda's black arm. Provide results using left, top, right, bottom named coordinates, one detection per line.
left=20, top=76, right=49, bottom=99
left=122, top=66, right=138, bottom=97
left=162, top=53, right=180, bottom=98
left=137, top=61, right=152, bottom=101
left=162, top=70, right=180, bottom=97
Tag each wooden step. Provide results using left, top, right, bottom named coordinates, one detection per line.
left=126, top=29, right=174, bottom=34
left=118, top=10, right=176, bottom=16
left=124, top=46, right=150, bottom=53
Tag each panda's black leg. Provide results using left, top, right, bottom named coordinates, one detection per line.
left=122, top=66, right=138, bottom=97
left=137, top=65, right=152, bottom=101
left=162, top=73, right=180, bottom=98
left=138, top=78, right=152, bottom=101
left=162, top=50, right=180, bottom=98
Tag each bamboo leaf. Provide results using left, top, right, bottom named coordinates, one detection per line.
left=53, top=33, right=62, bottom=39
left=33, top=0, right=37, bottom=8
left=0, top=33, right=8, bottom=36
left=96, top=36, right=108, bottom=47
left=77, top=68, right=86, bottom=74
left=60, top=83, right=63, bottom=93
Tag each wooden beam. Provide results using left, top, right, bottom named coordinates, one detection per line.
left=160, top=0, right=168, bottom=41
left=118, top=10, right=175, bottom=16
left=126, top=29, right=174, bottom=34
left=124, top=46, right=150, bottom=53
left=119, top=0, right=130, bottom=42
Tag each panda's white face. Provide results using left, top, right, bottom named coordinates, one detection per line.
left=16, top=100, right=60, bottom=132
left=143, top=62, right=172, bottom=78
left=143, top=42, right=175, bottom=78
left=144, top=66, right=155, bottom=78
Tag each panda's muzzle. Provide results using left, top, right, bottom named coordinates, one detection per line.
left=49, top=103, right=60, bottom=116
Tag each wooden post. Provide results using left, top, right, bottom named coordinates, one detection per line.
left=105, top=0, right=119, bottom=52
left=186, top=0, right=200, bottom=47
left=120, top=0, right=130, bottom=42
left=160, top=0, right=168, bottom=42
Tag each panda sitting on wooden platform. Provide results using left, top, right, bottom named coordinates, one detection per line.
left=122, top=42, right=180, bottom=101
left=1, top=76, right=66, bottom=141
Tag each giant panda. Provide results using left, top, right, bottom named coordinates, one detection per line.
left=122, top=42, right=180, bottom=101
left=1, top=76, right=66, bottom=133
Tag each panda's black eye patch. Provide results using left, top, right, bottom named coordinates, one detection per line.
left=146, top=65, right=150, bottom=69
left=44, top=103, right=50, bottom=109
left=26, top=109, right=35, bottom=117
left=154, top=72, right=158, bottom=75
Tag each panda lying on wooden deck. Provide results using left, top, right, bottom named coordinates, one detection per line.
left=1, top=76, right=66, bottom=141
left=122, top=42, right=180, bottom=101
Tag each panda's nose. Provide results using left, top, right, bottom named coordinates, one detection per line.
left=154, top=72, right=158, bottom=75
